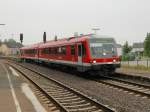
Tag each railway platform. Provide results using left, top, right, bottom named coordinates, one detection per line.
left=116, top=68, right=150, bottom=78
left=116, top=68, right=150, bottom=84
left=0, top=60, right=47, bottom=112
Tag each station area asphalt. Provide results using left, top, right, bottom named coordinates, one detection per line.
left=0, top=60, right=47, bottom=112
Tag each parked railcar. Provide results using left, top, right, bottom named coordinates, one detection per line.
left=20, top=34, right=120, bottom=74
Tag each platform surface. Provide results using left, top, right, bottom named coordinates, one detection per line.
left=0, top=60, right=47, bottom=112
left=116, top=67, right=150, bottom=78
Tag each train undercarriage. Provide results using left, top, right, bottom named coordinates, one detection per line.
left=20, top=57, right=120, bottom=76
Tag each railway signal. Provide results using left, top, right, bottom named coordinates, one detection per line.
left=20, top=33, right=23, bottom=44
left=43, top=32, right=46, bottom=43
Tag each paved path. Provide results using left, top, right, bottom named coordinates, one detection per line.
left=0, top=60, right=47, bottom=112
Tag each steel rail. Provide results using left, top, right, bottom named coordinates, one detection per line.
left=6, top=63, right=68, bottom=112
left=95, top=75, right=150, bottom=98
left=6, top=61, right=115, bottom=112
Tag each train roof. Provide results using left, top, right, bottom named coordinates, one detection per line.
left=39, top=35, right=90, bottom=48
left=20, top=34, right=116, bottom=50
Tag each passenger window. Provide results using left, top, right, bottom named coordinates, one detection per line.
left=25, top=49, right=35, bottom=54
left=41, top=48, right=49, bottom=54
left=58, top=47, right=62, bottom=54
left=70, top=45, right=75, bottom=55
left=61, top=46, right=66, bottom=55
left=78, top=45, right=82, bottom=56
left=82, top=44, right=86, bottom=56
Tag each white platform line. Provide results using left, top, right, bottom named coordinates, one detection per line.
left=1, top=64, right=22, bottom=112
left=9, top=66, right=20, bottom=77
left=21, top=83, right=47, bottom=112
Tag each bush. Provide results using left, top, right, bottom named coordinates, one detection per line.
left=121, top=53, right=135, bottom=61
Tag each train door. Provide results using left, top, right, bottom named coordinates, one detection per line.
left=77, top=43, right=82, bottom=65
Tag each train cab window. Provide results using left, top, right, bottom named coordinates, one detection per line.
left=70, top=45, right=75, bottom=55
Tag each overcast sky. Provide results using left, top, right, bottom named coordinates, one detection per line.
left=0, top=0, right=150, bottom=45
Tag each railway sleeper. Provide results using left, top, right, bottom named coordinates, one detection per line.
left=52, top=110, right=61, bottom=112
left=46, top=89, right=69, bottom=93
left=53, top=95, right=78, bottom=100
left=58, top=97, right=81, bottom=102
left=64, top=102, right=91, bottom=109
left=61, top=100, right=86, bottom=105
left=49, top=107, right=58, bottom=111
left=42, top=85, right=63, bottom=89
left=47, top=88, right=65, bottom=92
left=47, top=91, right=71, bottom=95
left=68, top=106, right=98, bottom=112
left=139, top=89, right=150, bottom=92
left=50, top=93, right=74, bottom=97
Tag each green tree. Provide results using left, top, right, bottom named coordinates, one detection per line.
left=144, top=33, right=150, bottom=57
left=122, top=41, right=132, bottom=55
left=121, top=41, right=133, bottom=61
left=3, top=38, right=23, bottom=48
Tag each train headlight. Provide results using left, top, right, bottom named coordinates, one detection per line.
left=93, top=60, right=96, bottom=63
left=103, top=52, right=106, bottom=55
left=113, top=59, right=116, bottom=62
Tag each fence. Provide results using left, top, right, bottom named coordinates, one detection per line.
left=121, top=60, right=150, bottom=69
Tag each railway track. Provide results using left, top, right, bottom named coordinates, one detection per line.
left=95, top=75, right=150, bottom=98
left=6, top=61, right=115, bottom=112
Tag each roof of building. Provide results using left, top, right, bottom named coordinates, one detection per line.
left=132, top=42, right=144, bottom=48
left=116, top=44, right=122, bottom=48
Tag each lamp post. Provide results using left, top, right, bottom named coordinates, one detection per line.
left=0, top=24, right=5, bottom=26
left=0, top=24, right=6, bottom=37
left=92, top=28, right=100, bottom=35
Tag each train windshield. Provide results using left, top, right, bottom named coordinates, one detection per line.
left=89, top=37, right=117, bottom=58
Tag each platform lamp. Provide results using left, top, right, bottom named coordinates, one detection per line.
left=0, top=24, right=6, bottom=37
left=92, top=28, right=100, bottom=35
left=0, top=24, right=5, bottom=26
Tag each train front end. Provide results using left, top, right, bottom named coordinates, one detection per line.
left=88, top=35, right=120, bottom=74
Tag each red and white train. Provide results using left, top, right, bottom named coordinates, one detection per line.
left=20, top=34, right=120, bottom=74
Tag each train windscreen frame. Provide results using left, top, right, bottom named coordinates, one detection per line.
left=88, top=37, right=117, bottom=58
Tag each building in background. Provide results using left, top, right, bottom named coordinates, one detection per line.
left=0, top=44, right=20, bottom=56
left=132, top=42, right=144, bottom=55
left=131, top=42, right=144, bottom=57
left=116, top=44, right=122, bottom=56
left=0, top=44, right=10, bottom=55
left=9, top=47, right=20, bottom=55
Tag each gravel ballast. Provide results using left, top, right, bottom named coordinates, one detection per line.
left=9, top=61, right=150, bottom=112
